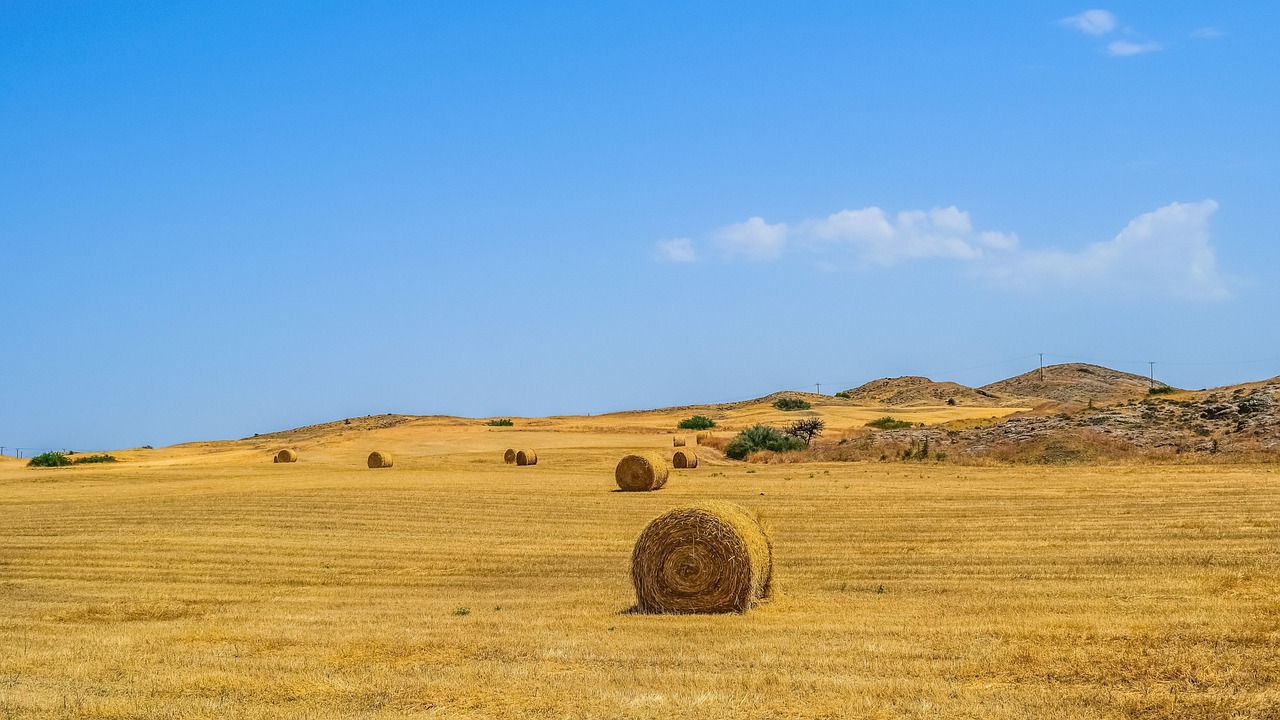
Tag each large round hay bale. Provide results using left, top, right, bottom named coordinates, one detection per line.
left=631, top=501, right=773, bottom=614
left=615, top=453, right=668, bottom=492
left=673, top=449, right=698, bottom=469
left=274, top=449, right=297, bottom=463
left=367, top=451, right=393, bottom=469
left=515, top=449, right=538, bottom=466
left=673, top=436, right=686, bottom=447
left=503, top=448, right=517, bottom=464
left=695, top=432, right=710, bottom=445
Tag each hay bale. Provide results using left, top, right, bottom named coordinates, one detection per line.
left=673, top=449, right=698, bottom=469
left=367, top=451, right=393, bottom=469
left=515, top=449, right=538, bottom=466
left=615, top=453, right=668, bottom=492
left=696, top=432, right=710, bottom=445
left=273, top=449, right=297, bottom=463
left=630, top=501, right=773, bottom=614
left=673, top=436, right=686, bottom=447
left=503, top=448, right=517, bottom=464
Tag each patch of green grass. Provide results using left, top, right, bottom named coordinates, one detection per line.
left=677, top=415, right=716, bottom=430
left=866, top=416, right=913, bottom=430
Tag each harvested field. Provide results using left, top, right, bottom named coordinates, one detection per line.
left=2, top=418, right=1279, bottom=718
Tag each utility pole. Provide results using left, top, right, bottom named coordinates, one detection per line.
left=815, top=383, right=821, bottom=395
left=1039, top=353, right=1044, bottom=382
left=1148, top=361, right=1155, bottom=389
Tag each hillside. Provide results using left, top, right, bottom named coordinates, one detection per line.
left=980, top=363, right=1159, bottom=406
left=838, top=376, right=1012, bottom=407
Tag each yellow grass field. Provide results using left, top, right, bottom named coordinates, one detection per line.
left=3, top=407, right=1279, bottom=719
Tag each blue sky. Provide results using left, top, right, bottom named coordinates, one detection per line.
left=2, top=2, right=1278, bottom=450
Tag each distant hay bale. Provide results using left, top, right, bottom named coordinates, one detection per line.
left=673, top=449, right=698, bottom=469
left=631, top=501, right=773, bottom=614
left=273, top=449, right=297, bottom=463
left=673, top=436, right=686, bottom=447
left=615, top=453, right=668, bottom=492
left=504, top=448, right=517, bottom=464
left=515, top=449, right=538, bottom=466
left=695, top=433, right=709, bottom=445
left=367, top=451, right=393, bottom=469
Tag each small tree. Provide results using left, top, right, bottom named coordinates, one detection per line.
left=785, top=418, right=825, bottom=446
left=677, top=415, right=716, bottom=430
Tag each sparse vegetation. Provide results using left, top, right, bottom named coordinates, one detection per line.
left=772, top=397, right=811, bottom=411
left=72, top=454, right=117, bottom=464
left=725, top=424, right=806, bottom=459
left=1148, top=385, right=1176, bottom=395
left=834, top=390, right=852, bottom=399
left=487, top=418, right=515, bottom=426
left=27, top=451, right=71, bottom=468
left=866, top=416, right=913, bottom=430
left=677, top=415, right=716, bottom=430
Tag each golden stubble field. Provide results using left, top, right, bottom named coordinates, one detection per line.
left=2, top=407, right=1279, bottom=719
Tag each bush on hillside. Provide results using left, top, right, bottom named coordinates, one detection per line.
left=72, top=454, right=117, bottom=464
left=866, top=416, right=913, bottom=430
left=725, top=424, right=807, bottom=460
left=834, top=390, right=852, bottom=399
left=487, top=418, right=515, bottom=426
left=1147, top=385, right=1176, bottom=395
left=27, top=452, right=71, bottom=468
left=677, top=415, right=716, bottom=430
left=773, top=397, right=811, bottom=411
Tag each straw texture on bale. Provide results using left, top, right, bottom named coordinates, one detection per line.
left=696, top=433, right=710, bottom=445
left=515, top=449, right=538, bottom=466
left=273, top=449, right=297, bottom=463
left=673, top=449, right=698, bottom=469
left=631, top=501, right=773, bottom=614
left=673, top=436, right=686, bottom=447
left=367, top=451, right=393, bottom=469
left=503, top=448, right=517, bottom=464
left=615, top=453, right=668, bottom=492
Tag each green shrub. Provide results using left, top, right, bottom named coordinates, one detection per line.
left=834, top=390, right=852, bottom=399
left=1147, top=385, right=1176, bottom=395
left=772, top=397, right=811, bottom=411
left=677, top=415, right=716, bottom=430
left=72, top=454, right=117, bottom=464
left=866, top=416, right=913, bottom=430
left=27, top=452, right=71, bottom=468
left=725, top=424, right=807, bottom=460
left=486, top=418, right=514, bottom=426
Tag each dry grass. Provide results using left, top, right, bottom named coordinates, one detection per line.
left=2, top=419, right=1279, bottom=718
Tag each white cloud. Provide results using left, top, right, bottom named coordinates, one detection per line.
left=986, top=200, right=1227, bottom=300
left=714, top=216, right=788, bottom=261
left=1108, top=39, right=1163, bottom=56
left=1191, top=26, right=1225, bottom=39
left=1061, top=9, right=1117, bottom=35
left=804, top=206, right=1018, bottom=265
left=676, top=200, right=1228, bottom=300
left=655, top=237, right=697, bottom=263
